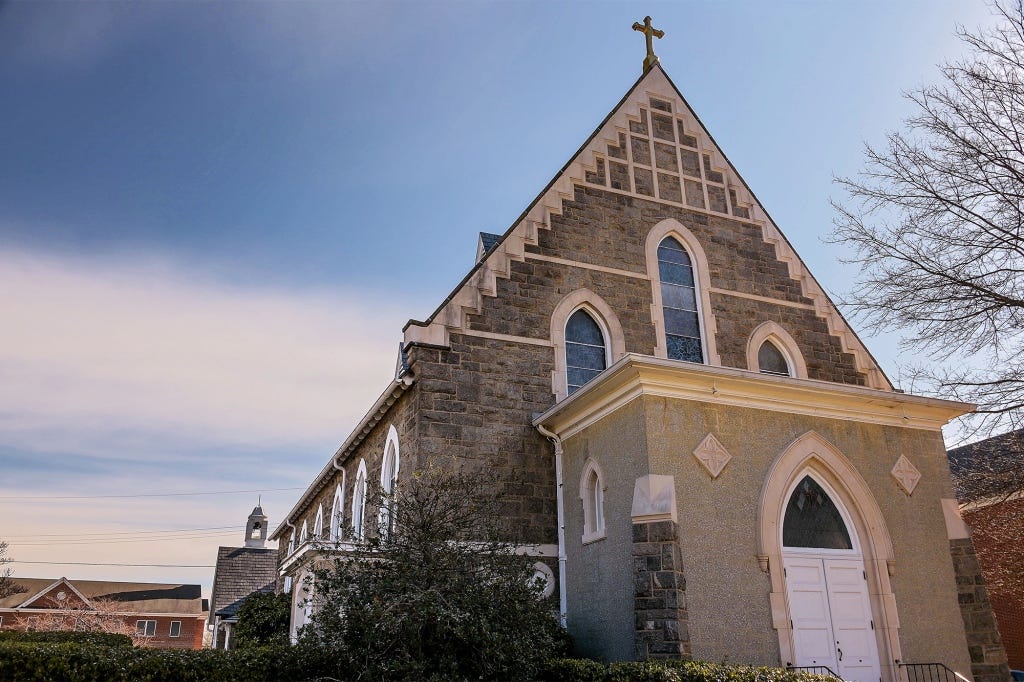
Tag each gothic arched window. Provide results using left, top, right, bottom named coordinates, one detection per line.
left=580, top=459, right=606, bottom=543
left=352, top=460, right=368, bottom=541
left=782, top=476, right=853, bottom=550
left=658, top=236, right=704, bottom=363
left=288, top=528, right=296, bottom=554
left=378, top=427, right=401, bottom=538
left=565, top=309, right=607, bottom=394
left=330, top=483, right=344, bottom=542
left=299, top=520, right=308, bottom=545
left=758, top=340, right=791, bottom=376
left=313, top=503, right=324, bottom=538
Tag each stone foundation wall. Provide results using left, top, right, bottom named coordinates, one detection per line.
left=949, top=537, right=1010, bottom=682
left=633, top=520, right=691, bottom=661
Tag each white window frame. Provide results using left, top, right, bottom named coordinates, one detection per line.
left=313, top=503, right=324, bottom=539
left=288, top=528, right=296, bottom=555
left=351, top=459, right=368, bottom=540
left=169, top=621, right=181, bottom=638
left=645, top=218, right=721, bottom=366
left=299, top=520, right=308, bottom=545
left=378, top=425, right=401, bottom=537
left=136, top=620, right=156, bottom=637
left=330, top=478, right=346, bottom=542
left=745, top=321, right=807, bottom=379
left=579, top=458, right=607, bottom=544
left=549, top=289, right=626, bottom=402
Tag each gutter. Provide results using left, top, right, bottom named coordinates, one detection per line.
left=534, top=423, right=568, bottom=629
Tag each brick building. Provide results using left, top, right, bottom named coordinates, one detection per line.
left=948, top=431, right=1024, bottom=670
left=0, top=577, right=204, bottom=649
left=271, top=39, right=1010, bottom=682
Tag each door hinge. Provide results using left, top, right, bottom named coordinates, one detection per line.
left=870, top=619, right=875, bottom=630
left=863, top=570, right=867, bottom=580
left=783, top=567, right=787, bottom=577
left=790, top=619, right=794, bottom=629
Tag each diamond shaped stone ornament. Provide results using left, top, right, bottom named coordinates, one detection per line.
left=891, top=455, right=922, bottom=495
left=693, top=433, right=732, bottom=479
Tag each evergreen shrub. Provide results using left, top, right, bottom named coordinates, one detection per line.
left=0, top=631, right=132, bottom=647
left=537, top=659, right=838, bottom=682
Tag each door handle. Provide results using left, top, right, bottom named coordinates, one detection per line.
left=836, top=643, right=843, bottom=661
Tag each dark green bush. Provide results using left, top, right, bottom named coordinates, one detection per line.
left=538, top=657, right=609, bottom=681
left=536, top=659, right=837, bottom=682
left=0, top=631, right=132, bottom=647
left=0, top=642, right=338, bottom=682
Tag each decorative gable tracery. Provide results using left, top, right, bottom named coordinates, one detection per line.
left=404, top=66, right=891, bottom=391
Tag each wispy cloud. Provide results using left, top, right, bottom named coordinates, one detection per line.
left=0, top=247, right=412, bottom=464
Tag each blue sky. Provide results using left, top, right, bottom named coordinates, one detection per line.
left=0, top=0, right=995, bottom=594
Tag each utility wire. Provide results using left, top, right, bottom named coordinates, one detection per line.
left=0, top=487, right=303, bottom=501
left=8, top=560, right=215, bottom=568
left=10, top=531, right=244, bottom=546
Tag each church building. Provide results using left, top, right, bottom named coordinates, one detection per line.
left=271, top=20, right=1009, bottom=682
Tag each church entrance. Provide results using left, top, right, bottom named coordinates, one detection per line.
left=781, top=475, right=881, bottom=682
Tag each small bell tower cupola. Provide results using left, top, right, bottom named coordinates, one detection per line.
left=245, top=503, right=268, bottom=548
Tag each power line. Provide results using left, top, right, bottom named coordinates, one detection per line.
left=3, top=525, right=243, bottom=539
left=10, top=531, right=243, bottom=546
left=9, top=560, right=215, bottom=568
left=0, top=487, right=303, bottom=501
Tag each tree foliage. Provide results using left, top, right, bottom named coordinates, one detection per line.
left=297, top=468, right=567, bottom=681
left=231, top=590, right=290, bottom=650
left=831, top=1, right=1024, bottom=435
left=0, top=543, right=24, bottom=601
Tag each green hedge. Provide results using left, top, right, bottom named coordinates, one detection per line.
left=0, top=632, right=132, bottom=647
left=0, top=645, right=840, bottom=682
left=0, top=643, right=336, bottom=682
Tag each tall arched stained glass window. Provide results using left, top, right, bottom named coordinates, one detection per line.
left=658, top=237, right=704, bottom=363
left=565, top=309, right=607, bottom=394
left=783, top=476, right=853, bottom=550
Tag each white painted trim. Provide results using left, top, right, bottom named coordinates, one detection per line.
left=533, top=354, right=972, bottom=439
left=16, top=578, right=92, bottom=610
left=299, top=519, right=308, bottom=544
left=330, top=479, right=346, bottom=542
left=458, top=329, right=553, bottom=347
left=710, top=287, right=816, bottom=311
left=381, top=425, right=400, bottom=492
left=645, top=218, right=721, bottom=366
left=578, top=458, right=607, bottom=543
left=526, top=253, right=650, bottom=281
left=378, top=425, right=401, bottom=535
left=312, top=503, right=324, bottom=539
left=351, top=459, right=368, bottom=540
left=746, top=321, right=808, bottom=379
left=550, top=289, right=627, bottom=401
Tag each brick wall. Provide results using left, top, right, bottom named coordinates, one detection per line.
left=0, top=612, right=204, bottom=649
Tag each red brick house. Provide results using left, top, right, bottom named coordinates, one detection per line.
left=0, top=576, right=205, bottom=649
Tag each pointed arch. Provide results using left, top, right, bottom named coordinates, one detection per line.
left=330, top=478, right=346, bottom=542
left=312, top=503, right=324, bottom=538
left=578, top=458, right=606, bottom=544
left=550, top=289, right=626, bottom=401
left=378, top=425, right=401, bottom=537
left=746, top=321, right=808, bottom=379
left=299, top=519, right=308, bottom=545
left=644, top=218, right=721, bottom=366
left=351, top=459, right=368, bottom=540
left=757, top=431, right=900, bottom=677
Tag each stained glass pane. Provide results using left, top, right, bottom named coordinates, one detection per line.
left=566, top=310, right=604, bottom=346
left=782, top=476, right=853, bottom=549
left=758, top=341, right=790, bottom=376
left=657, top=243, right=692, bottom=266
left=568, top=367, right=602, bottom=392
left=658, top=261, right=695, bottom=287
left=664, top=307, right=700, bottom=338
left=661, top=283, right=697, bottom=311
left=666, top=335, right=703, bottom=363
left=567, top=342, right=606, bottom=370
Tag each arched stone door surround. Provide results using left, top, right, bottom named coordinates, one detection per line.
left=757, top=431, right=902, bottom=681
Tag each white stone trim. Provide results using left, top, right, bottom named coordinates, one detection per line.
left=578, top=458, right=607, bottom=544
left=693, top=432, right=733, bottom=479
left=746, top=321, right=808, bottom=379
left=550, top=289, right=626, bottom=401
left=312, top=503, right=324, bottom=539
left=890, top=455, right=922, bottom=496
left=710, top=287, right=816, bottom=311
left=458, top=329, right=553, bottom=347
left=645, top=218, right=721, bottom=366
left=526, top=252, right=650, bottom=281
left=351, top=459, right=368, bottom=540
left=757, top=431, right=902, bottom=682
left=404, top=66, right=891, bottom=391
left=329, top=479, right=346, bottom=542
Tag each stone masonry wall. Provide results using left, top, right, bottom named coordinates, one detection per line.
left=633, top=520, right=691, bottom=661
left=949, top=538, right=1011, bottom=682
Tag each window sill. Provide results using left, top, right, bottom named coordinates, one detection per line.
left=582, top=530, right=606, bottom=545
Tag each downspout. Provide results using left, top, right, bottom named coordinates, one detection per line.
left=535, top=423, right=568, bottom=629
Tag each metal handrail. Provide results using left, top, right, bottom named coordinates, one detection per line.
left=786, top=665, right=842, bottom=679
left=897, top=662, right=971, bottom=682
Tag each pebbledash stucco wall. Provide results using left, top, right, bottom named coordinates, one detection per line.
left=562, top=393, right=973, bottom=675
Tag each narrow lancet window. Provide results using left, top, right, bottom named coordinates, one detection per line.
left=758, top=340, right=790, bottom=376
left=565, top=309, right=607, bottom=394
left=782, top=476, right=853, bottom=550
left=658, top=237, right=703, bottom=363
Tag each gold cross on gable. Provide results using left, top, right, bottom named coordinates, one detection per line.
left=631, top=16, right=665, bottom=72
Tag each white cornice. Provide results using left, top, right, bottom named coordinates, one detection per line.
left=533, top=355, right=973, bottom=440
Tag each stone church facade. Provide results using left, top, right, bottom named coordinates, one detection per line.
left=271, top=60, right=1009, bottom=682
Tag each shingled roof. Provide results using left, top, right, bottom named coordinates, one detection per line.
left=208, top=546, right=277, bottom=622
left=0, top=577, right=202, bottom=613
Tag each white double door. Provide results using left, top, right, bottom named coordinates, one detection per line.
left=783, top=555, right=881, bottom=682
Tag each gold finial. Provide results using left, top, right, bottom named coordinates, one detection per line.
left=631, top=16, right=665, bottom=72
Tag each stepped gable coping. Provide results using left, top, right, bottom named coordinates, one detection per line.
left=402, top=63, right=893, bottom=391
left=270, top=375, right=414, bottom=541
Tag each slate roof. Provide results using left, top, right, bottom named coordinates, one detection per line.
left=0, top=577, right=203, bottom=613
left=209, top=546, right=277, bottom=622
left=947, top=427, right=1024, bottom=502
